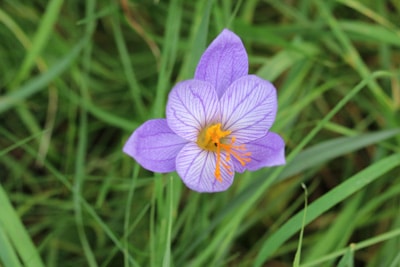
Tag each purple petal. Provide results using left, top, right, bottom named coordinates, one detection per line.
left=176, top=143, right=234, bottom=192
left=233, top=132, right=286, bottom=173
left=195, top=29, right=248, bottom=98
left=123, top=119, right=188, bottom=172
left=220, top=75, right=277, bottom=143
left=166, top=79, right=219, bottom=142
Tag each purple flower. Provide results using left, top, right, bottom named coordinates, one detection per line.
left=123, top=29, right=285, bottom=193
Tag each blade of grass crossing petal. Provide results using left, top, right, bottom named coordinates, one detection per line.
left=293, top=184, right=308, bottom=267
left=337, top=245, right=355, bottom=267
left=0, top=185, right=45, bottom=267
left=253, top=153, right=400, bottom=266
left=0, top=226, right=23, bottom=267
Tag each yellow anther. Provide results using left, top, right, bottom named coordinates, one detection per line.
left=196, top=123, right=251, bottom=181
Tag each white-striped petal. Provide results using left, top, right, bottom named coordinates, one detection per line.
left=194, top=29, right=248, bottom=98
left=176, top=143, right=234, bottom=192
left=123, top=119, right=188, bottom=172
left=220, top=75, right=277, bottom=143
left=233, top=132, right=286, bottom=172
left=166, top=80, right=219, bottom=141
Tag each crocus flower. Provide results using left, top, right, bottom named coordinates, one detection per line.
left=123, top=29, right=285, bottom=193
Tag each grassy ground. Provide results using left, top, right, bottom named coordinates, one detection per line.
left=1, top=0, right=400, bottom=266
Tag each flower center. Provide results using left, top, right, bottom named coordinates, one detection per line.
left=196, top=123, right=251, bottom=182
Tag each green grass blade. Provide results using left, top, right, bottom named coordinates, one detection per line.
left=0, top=130, right=47, bottom=157
left=0, top=185, right=45, bottom=267
left=293, top=183, right=308, bottom=267
left=253, top=153, right=400, bottom=266
left=73, top=1, right=98, bottom=266
left=336, top=0, right=397, bottom=29
left=111, top=12, right=146, bottom=119
left=178, top=0, right=214, bottom=80
left=278, top=128, right=400, bottom=181
left=162, top=177, right=174, bottom=267
left=389, top=252, right=400, bottom=267
left=59, top=86, right=137, bottom=131
left=11, top=0, right=64, bottom=88
left=177, top=71, right=395, bottom=264
left=153, top=0, right=182, bottom=118
left=316, top=1, right=393, bottom=112
left=0, top=39, right=86, bottom=114
left=123, top=165, right=139, bottom=267
left=304, top=192, right=363, bottom=262
left=0, top=225, right=23, bottom=267
left=302, top=228, right=400, bottom=267
left=337, top=245, right=355, bottom=267
left=340, top=21, right=400, bottom=47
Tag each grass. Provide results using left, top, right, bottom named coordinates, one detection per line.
left=1, top=0, right=400, bottom=266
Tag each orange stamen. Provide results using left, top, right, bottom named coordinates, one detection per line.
left=196, top=123, right=251, bottom=182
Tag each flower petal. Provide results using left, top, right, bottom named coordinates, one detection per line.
left=166, top=79, right=219, bottom=141
left=233, top=132, right=286, bottom=173
left=220, top=75, right=277, bottom=143
left=176, top=143, right=234, bottom=192
left=194, top=29, right=248, bottom=98
left=123, top=119, right=188, bottom=172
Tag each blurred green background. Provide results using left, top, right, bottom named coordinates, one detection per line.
left=1, top=0, right=400, bottom=266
